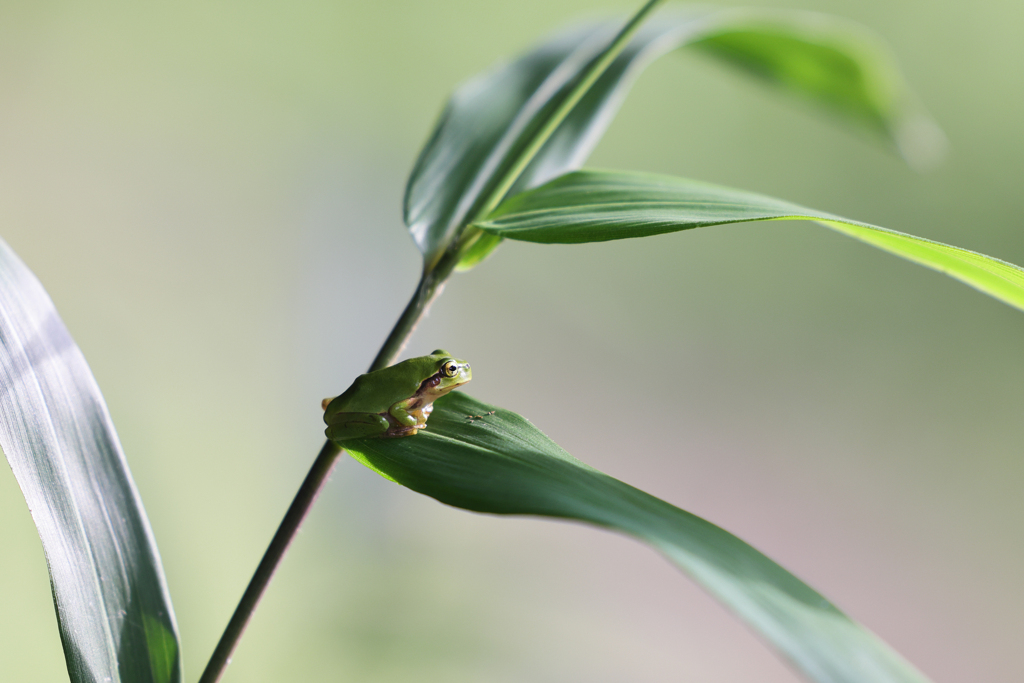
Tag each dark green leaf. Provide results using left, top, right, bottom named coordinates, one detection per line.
left=345, top=392, right=932, bottom=683
left=476, top=169, right=1024, bottom=313
left=406, top=0, right=678, bottom=266
left=0, top=238, right=181, bottom=683
left=404, top=7, right=939, bottom=269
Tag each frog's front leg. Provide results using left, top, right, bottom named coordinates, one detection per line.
left=324, top=413, right=390, bottom=442
left=389, top=398, right=428, bottom=429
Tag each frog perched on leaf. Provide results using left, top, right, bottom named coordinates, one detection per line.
left=322, top=350, right=471, bottom=442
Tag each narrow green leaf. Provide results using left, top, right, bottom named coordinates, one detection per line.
left=476, top=169, right=1024, bottom=313
left=406, top=0, right=678, bottom=265
left=0, top=237, right=182, bottom=683
left=689, top=10, right=945, bottom=169
left=345, top=392, right=932, bottom=683
left=404, top=7, right=939, bottom=270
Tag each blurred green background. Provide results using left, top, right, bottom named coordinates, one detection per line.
left=1, top=0, right=1022, bottom=681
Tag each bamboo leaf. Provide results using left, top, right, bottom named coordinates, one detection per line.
left=345, top=392, right=933, bottom=683
left=0, top=238, right=182, bottom=683
left=476, top=169, right=1024, bottom=313
left=689, top=10, right=945, bottom=169
left=406, top=0, right=674, bottom=266
left=404, top=6, right=939, bottom=270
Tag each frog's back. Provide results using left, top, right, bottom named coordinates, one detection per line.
left=330, top=364, right=427, bottom=414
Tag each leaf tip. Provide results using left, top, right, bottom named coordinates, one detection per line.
left=893, top=112, right=948, bottom=171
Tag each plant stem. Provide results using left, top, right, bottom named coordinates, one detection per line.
left=196, top=2, right=665, bottom=678
left=368, top=269, right=445, bottom=372
left=196, top=267, right=447, bottom=683
left=196, top=438, right=342, bottom=683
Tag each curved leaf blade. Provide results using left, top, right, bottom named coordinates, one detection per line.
left=345, top=392, right=932, bottom=683
left=0, top=238, right=182, bottom=683
left=405, top=7, right=940, bottom=268
left=406, top=2, right=697, bottom=264
left=476, top=169, right=1024, bottom=313
left=690, top=10, right=945, bottom=169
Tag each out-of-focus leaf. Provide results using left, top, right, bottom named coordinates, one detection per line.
left=345, top=392, right=933, bottom=683
left=0, top=237, right=181, bottom=683
left=476, top=169, right=1024, bottom=313
left=689, top=10, right=945, bottom=169
left=404, top=6, right=940, bottom=269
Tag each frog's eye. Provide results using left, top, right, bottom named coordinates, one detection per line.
left=442, top=361, right=459, bottom=377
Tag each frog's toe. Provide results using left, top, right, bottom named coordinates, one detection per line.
left=383, top=426, right=419, bottom=438
left=390, top=411, right=419, bottom=427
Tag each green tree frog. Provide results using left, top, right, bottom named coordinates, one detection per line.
left=322, top=349, right=471, bottom=442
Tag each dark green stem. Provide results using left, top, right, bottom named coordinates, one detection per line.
left=196, top=438, right=342, bottom=683
left=368, top=268, right=447, bottom=372
left=196, top=265, right=452, bottom=683
left=196, top=1, right=665, bottom=678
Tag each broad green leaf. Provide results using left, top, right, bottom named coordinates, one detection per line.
left=476, top=169, right=1024, bottom=313
left=404, top=6, right=940, bottom=270
left=345, top=392, right=932, bottom=683
left=0, top=237, right=181, bottom=683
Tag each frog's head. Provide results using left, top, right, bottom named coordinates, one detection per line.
left=420, top=349, right=472, bottom=397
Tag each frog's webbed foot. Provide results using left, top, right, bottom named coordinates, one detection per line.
left=382, top=425, right=420, bottom=438
left=390, top=403, right=432, bottom=429
left=382, top=411, right=427, bottom=438
left=389, top=406, right=418, bottom=427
